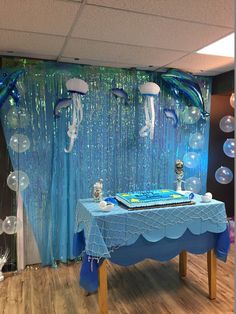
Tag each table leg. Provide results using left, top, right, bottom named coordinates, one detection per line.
left=179, top=251, right=187, bottom=277
left=98, top=259, right=108, bottom=314
left=207, top=249, right=217, bottom=299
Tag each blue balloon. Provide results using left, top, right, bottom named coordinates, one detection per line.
left=215, top=166, right=233, bottom=184
left=183, top=152, right=200, bottom=168
left=223, top=139, right=235, bottom=158
left=0, top=70, right=24, bottom=108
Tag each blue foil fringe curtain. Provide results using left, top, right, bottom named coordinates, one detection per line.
left=0, top=59, right=211, bottom=265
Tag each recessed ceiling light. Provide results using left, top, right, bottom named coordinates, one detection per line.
left=196, top=33, right=234, bottom=58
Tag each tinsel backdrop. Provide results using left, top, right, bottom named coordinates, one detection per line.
left=0, top=58, right=211, bottom=265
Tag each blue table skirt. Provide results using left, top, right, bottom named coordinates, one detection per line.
left=73, top=228, right=230, bottom=293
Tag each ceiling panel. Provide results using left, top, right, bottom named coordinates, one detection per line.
left=0, top=0, right=79, bottom=36
left=167, top=53, right=234, bottom=75
left=59, top=57, right=133, bottom=69
left=62, top=38, right=187, bottom=67
left=87, top=0, right=234, bottom=28
left=0, top=30, right=65, bottom=56
left=71, top=6, right=233, bottom=51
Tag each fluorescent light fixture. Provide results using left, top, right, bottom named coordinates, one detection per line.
left=197, top=33, right=234, bottom=58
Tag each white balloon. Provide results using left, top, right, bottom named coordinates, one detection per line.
left=183, top=152, right=200, bottom=168
left=9, top=133, right=30, bottom=153
left=189, top=132, right=204, bottom=149
left=185, top=177, right=201, bottom=193
left=223, top=139, right=235, bottom=158
left=230, top=93, right=235, bottom=108
left=2, top=216, right=22, bottom=234
left=7, top=170, right=29, bottom=192
left=7, top=107, right=30, bottom=129
left=219, top=116, right=234, bottom=133
left=215, top=166, right=233, bottom=184
left=181, top=106, right=201, bottom=125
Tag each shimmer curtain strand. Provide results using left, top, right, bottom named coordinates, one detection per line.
left=0, top=59, right=211, bottom=265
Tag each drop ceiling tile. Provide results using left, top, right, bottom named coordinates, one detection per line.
left=0, top=0, right=79, bottom=36
left=87, top=0, right=234, bottom=28
left=167, top=53, right=234, bottom=74
left=62, top=38, right=187, bottom=67
left=59, top=57, right=132, bottom=68
left=72, top=6, right=233, bottom=51
left=0, top=30, right=65, bottom=56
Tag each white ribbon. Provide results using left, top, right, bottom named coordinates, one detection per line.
left=64, top=93, right=83, bottom=153
left=139, top=96, right=155, bottom=140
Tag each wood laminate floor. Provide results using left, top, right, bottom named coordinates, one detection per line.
left=0, top=246, right=234, bottom=314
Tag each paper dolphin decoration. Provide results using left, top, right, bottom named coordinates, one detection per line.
left=0, top=70, right=24, bottom=108
left=55, top=78, right=89, bottom=153
left=161, top=68, right=209, bottom=118
left=111, top=88, right=129, bottom=105
left=139, top=82, right=160, bottom=140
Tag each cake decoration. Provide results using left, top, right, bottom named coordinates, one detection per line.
left=116, top=189, right=192, bottom=209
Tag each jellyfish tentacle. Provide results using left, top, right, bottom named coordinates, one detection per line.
left=64, top=93, right=82, bottom=153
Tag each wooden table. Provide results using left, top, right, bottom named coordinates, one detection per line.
left=74, top=198, right=228, bottom=314
left=98, top=249, right=216, bottom=314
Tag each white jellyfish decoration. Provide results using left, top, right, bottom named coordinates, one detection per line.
left=139, top=82, right=160, bottom=140
left=9, top=133, right=30, bottom=153
left=223, top=139, right=235, bottom=158
left=64, top=78, right=89, bottom=153
left=7, top=170, right=29, bottom=192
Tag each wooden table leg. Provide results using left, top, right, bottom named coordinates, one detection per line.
left=179, top=251, right=187, bottom=277
left=207, top=249, right=217, bottom=299
left=98, top=259, right=108, bottom=314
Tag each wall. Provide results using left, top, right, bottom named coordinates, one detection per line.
left=207, top=95, right=234, bottom=217
left=0, top=120, right=16, bottom=271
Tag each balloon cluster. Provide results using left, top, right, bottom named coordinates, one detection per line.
left=215, top=95, right=234, bottom=185
left=0, top=216, right=22, bottom=235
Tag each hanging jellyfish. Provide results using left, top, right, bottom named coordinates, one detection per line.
left=138, top=82, right=160, bottom=140
left=54, top=78, right=89, bottom=153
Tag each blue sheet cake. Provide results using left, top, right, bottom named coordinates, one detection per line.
left=115, top=189, right=192, bottom=209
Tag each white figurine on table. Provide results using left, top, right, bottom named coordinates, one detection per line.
left=93, top=179, right=103, bottom=202
left=175, top=160, right=184, bottom=192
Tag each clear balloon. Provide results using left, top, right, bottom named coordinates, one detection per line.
left=215, top=166, right=233, bottom=184
left=219, top=115, right=234, bottom=133
left=0, top=219, right=3, bottom=235
left=2, top=216, right=22, bottom=234
left=223, top=139, right=235, bottom=158
left=183, top=152, right=200, bottom=168
left=7, top=170, right=29, bottom=192
left=230, top=93, right=235, bottom=108
left=181, top=106, right=201, bottom=125
left=7, top=106, right=30, bottom=129
left=9, top=133, right=30, bottom=153
left=185, top=177, right=201, bottom=193
left=189, top=132, right=204, bottom=149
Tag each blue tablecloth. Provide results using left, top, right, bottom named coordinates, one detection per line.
left=74, top=196, right=230, bottom=292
